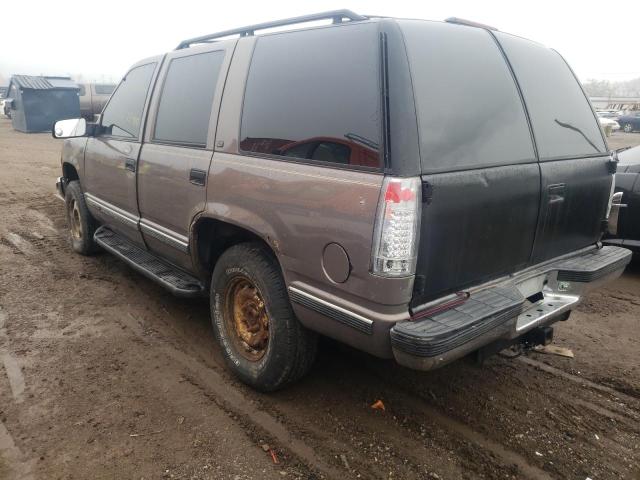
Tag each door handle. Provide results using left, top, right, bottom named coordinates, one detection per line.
left=189, top=168, right=207, bottom=186
left=124, top=158, right=136, bottom=172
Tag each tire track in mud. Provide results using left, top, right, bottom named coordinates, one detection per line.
left=129, top=291, right=549, bottom=480
left=0, top=421, right=35, bottom=480
left=519, top=356, right=639, bottom=403
left=118, top=312, right=344, bottom=480
left=334, top=356, right=554, bottom=480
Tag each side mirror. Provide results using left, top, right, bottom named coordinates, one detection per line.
left=52, top=118, right=87, bottom=139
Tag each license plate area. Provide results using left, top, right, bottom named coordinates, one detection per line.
left=516, top=291, right=579, bottom=332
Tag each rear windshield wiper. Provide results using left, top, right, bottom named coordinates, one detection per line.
left=554, top=119, right=600, bottom=153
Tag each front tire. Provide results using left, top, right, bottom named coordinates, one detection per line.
left=64, top=180, right=98, bottom=255
left=623, top=123, right=634, bottom=133
left=210, top=242, right=317, bottom=391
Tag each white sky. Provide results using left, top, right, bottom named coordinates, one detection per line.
left=1, top=0, right=638, bottom=84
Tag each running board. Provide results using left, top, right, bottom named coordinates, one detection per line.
left=94, top=226, right=205, bottom=297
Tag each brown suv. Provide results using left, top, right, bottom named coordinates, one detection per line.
left=53, top=11, right=631, bottom=391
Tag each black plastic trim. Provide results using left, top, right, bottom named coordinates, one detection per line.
left=392, top=286, right=524, bottom=358
left=94, top=226, right=204, bottom=297
left=556, top=246, right=632, bottom=282
left=288, top=288, right=373, bottom=335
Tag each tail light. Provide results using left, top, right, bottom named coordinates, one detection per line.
left=371, top=177, right=421, bottom=277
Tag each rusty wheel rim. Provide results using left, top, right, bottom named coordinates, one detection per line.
left=223, top=275, right=269, bottom=361
left=69, top=198, right=82, bottom=240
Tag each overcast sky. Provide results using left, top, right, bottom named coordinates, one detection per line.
left=1, top=0, right=638, bottom=84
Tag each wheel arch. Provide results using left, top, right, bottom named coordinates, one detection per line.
left=190, top=214, right=283, bottom=281
left=62, top=162, right=79, bottom=182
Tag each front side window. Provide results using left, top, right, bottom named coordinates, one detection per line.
left=495, top=32, right=606, bottom=159
left=240, top=23, right=381, bottom=168
left=101, top=63, right=156, bottom=139
left=153, top=51, right=225, bottom=147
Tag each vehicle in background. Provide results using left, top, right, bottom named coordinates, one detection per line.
left=597, top=114, right=620, bottom=136
left=617, top=112, right=640, bottom=133
left=595, top=109, right=621, bottom=119
left=52, top=11, right=631, bottom=391
left=605, top=146, right=640, bottom=255
left=78, top=83, right=116, bottom=120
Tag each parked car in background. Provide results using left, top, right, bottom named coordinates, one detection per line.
left=51, top=11, right=631, bottom=391
left=617, top=112, right=640, bottom=133
left=595, top=109, right=621, bottom=119
left=605, top=146, right=640, bottom=255
left=597, top=113, right=620, bottom=136
left=78, top=83, right=116, bottom=120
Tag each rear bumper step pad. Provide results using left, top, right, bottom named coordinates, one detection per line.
left=391, top=286, right=524, bottom=358
left=556, top=246, right=632, bottom=282
left=94, top=226, right=204, bottom=297
left=391, top=245, right=631, bottom=367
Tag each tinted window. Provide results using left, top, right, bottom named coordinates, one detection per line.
left=312, top=142, right=350, bottom=164
left=154, top=51, right=224, bottom=146
left=101, top=63, right=156, bottom=139
left=240, top=24, right=381, bottom=168
left=495, top=32, right=606, bottom=159
left=94, top=84, right=115, bottom=95
left=399, top=21, right=535, bottom=173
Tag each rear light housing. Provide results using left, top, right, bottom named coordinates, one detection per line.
left=371, top=177, right=421, bottom=277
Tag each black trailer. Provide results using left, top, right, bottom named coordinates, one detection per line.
left=5, top=75, right=80, bottom=133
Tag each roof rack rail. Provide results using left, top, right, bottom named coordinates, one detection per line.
left=176, top=10, right=367, bottom=49
left=444, top=17, right=498, bottom=31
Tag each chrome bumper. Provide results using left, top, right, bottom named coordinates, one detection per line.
left=391, top=246, right=632, bottom=371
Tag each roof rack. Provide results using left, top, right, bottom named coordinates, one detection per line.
left=444, top=17, right=498, bottom=31
left=176, top=10, right=367, bottom=49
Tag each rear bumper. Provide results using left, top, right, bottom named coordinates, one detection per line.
left=391, top=245, right=632, bottom=370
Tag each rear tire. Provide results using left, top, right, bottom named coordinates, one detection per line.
left=210, top=242, right=317, bottom=391
left=623, top=123, right=634, bottom=133
left=64, top=180, right=98, bottom=255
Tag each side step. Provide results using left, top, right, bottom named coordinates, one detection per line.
left=94, top=226, right=205, bottom=297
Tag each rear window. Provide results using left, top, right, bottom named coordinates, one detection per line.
left=240, top=23, right=381, bottom=169
left=399, top=21, right=535, bottom=173
left=495, top=32, right=606, bottom=159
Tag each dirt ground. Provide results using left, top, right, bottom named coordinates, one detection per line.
left=0, top=117, right=639, bottom=480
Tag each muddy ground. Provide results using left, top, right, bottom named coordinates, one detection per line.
left=0, top=117, right=639, bottom=480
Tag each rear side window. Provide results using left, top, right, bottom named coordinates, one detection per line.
left=154, top=51, right=225, bottom=147
left=399, top=21, right=535, bottom=173
left=101, top=63, right=156, bottom=139
left=495, top=32, right=606, bottom=159
left=240, top=24, right=381, bottom=169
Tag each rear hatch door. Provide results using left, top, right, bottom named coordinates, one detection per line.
left=494, top=32, right=611, bottom=264
left=398, top=21, right=541, bottom=305
left=398, top=22, right=611, bottom=307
